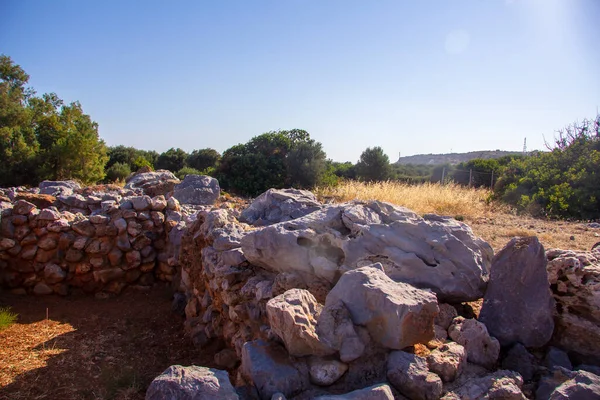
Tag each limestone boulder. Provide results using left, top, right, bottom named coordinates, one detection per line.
left=387, top=351, right=443, bottom=400
left=441, top=370, right=526, bottom=400
left=501, top=343, right=537, bottom=381
left=241, top=200, right=493, bottom=302
left=316, top=300, right=366, bottom=362
left=125, top=170, right=180, bottom=196
left=39, top=180, right=80, bottom=196
left=448, top=317, right=500, bottom=369
left=325, top=265, right=438, bottom=350
left=44, top=264, right=66, bottom=284
left=172, top=175, right=220, bottom=205
left=308, top=357, right=348, bottom=386
left=266, top=289, right=334, bottom=357
left=14, top=193, right=56, bottom=209
left=548, top=370, right=600, bottom=399
left=240, top=340, right=309, bottom=400
left=240, top=188, right=322, bottom=226
left=313, top=383, right=395, bottom=400
left=546, top=248, right=600, bottom=361
left=427, top=342, right=467, bottom=383
left=479, top=237, right=554, bottom=347
left=145, top=365, right=239, bottom=400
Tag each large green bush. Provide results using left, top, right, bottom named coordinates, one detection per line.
left=494, top=116, right=600, bottom=219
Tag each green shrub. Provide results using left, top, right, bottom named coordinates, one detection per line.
left=175, top=167, right=203, bottom=180
left=105, top=162, right=131, bottom=182
left=0, top=307, right=17, bottom=330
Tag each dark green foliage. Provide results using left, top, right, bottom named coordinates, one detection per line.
left=0, top=306, right=17, bottom=330
left=493, top=116, right=600, bottom=219
left=330, top=161, right=357, bottom=180
left=187, top=148, right=220, bottom=171
left=175, top=166, right=203, bottom=180
left=392, top=163, right=435, bottom=183
left=218, top=129, right=328, bottom=196
left=105, top=162, right=131, bottom=182
left=356, top=146, right=391, bottom=182
left=106, top=145, right=157, bottom=173
left=155, top=147, right=188, bottom=172
left=0, top=55, right=108, bottom=186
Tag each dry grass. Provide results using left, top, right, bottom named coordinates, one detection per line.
left=316, top=181, right=600, bottom=252
left=315, top=181, right=500, bottom=219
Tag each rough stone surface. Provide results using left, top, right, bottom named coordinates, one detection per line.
left=241, top=201, right=493, bottom=302
left=316, top=300, right=366, bottom=363
left=544, top=347, right=572, bottom=370
left=313, top=383, right=395, bottom=400
left=441, top=370, right=526, bottom=400
left=240, top=188, right=322, bottom=226
left=448, top=317, right=500, bottom=370
left=241, top=340, right=308, bottom=400
left=325, top=265, right=439, bottom=350
left=125, top=170, right=180, bottom=196
left=387, top=351, right=443, bottom=400
left=172, top=175, right=220, bottom=205
left=44, top=264, right=66, bottom=284
left=501, top=343, right=537, bottom=381
left=266, top=289, right=334, bottom=357
left=308, top=357, right=348, bottom=386
left=479, top=237, right=555, bottom=347
left=435, top=303, right=458, bottom=330
left=427, top=342, right=467, bottom=383
left=546, top=248, right=600, bottom=361
left=145, top=365, right=239, bottom=400
left=548, top=370, right=600, bottom=399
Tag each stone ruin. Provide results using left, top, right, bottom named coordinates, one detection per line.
left=1, top=175, right=599, bottom=399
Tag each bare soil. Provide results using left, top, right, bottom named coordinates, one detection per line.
left=0, top=285, right=218, bottom=400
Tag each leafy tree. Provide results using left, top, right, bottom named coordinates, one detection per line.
left=356, top=146, right=391, bottom=182
left=155, top=147, right=188, bottom=172
left=0, top=55, right=38, bottom=186
left=218, top=129, right=328, bottom=196
left=175, top=166, right=203, bottom=180
left=286, top=139, right=327, bottom=188
left=187, top=148, right=220, bottom=171
left=331, top=161, right=357, bottom=180
left=106, top=145, right=156, bottom=173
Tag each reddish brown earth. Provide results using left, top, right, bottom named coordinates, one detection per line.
left=0, top=285, right=218, bottom=400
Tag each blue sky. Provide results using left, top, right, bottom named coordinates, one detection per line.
left=2, top=0, right=599, bottom=162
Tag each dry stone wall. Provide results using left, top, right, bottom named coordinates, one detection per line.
left=0, top=191, right=186, bottom=295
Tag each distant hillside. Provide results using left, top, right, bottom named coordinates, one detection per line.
left=395, top=150, right=522, bottom=165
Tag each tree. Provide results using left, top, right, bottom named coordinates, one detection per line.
left=0, top=55, right=38, bottom=186
left=187, top=148, right=220, bottom=171
left=155, top=147, right=188, bottom=172
left=218, top=129, right=328, bottom=196
left=356, top=146, right=391, bottom=182
left=286, top=139, right=327, bottom=188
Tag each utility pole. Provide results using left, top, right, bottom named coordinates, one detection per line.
left=469, top=169, right=473, bottom=187
left=490, top=170, right=494, bottom=189
left=441, top=167, right=446, bottom=184
left=523, top=138, right=527, bottom=155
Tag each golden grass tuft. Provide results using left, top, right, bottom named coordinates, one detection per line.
left=315, top=181, right=501, bottom=219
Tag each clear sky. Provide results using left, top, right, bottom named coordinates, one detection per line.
left=1, top=0, right=599, bottom=162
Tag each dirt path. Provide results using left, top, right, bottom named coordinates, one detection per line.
left=0, top=285, right=218, bottom=400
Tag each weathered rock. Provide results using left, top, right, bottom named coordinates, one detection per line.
left=172, top=175, right=220, bottom=205
left=448, top=317, right=500, bottom=369
left=316, top=300, right=366, bottom=363
left=479, top=237, right=554, bottom=347
left=0, top=238, right=16, bottom=251
left=308, top=357, right=348, bottom=386
left=325, top=265, right=438, bottom=350
left=435, top=304, right=458, bottom=330
left=12, top=200, right=37, bottom=215
left=39, top=180, right=81, bottom=196
left=441, top=370, right=526, bottom=400
left=548, top=369, right=600, bottom=399
left=544, top=347, right=572, bottom=370
left=125, top=170, right=180, bottom=197
left=130, top=195, right=152, bottom=211
left=33, top=282, right=53, bottom=295
left=536, top=367, right=576, bottom=400
left=387, top=351, right=443, bottom=400
left=501, top=343, right=537, bottom=381
left=72, top=220, right=95, bottom=237
left=214, top=348, right=239, bottom=369
left=313, top=383, right=395, bottom=400
left=145, top=365, right=239, bottom=400
left=38, top=208, right=61, bottom=221
left=44, top=264, right=66, bottom=284
left=266, top=289, right=334, bottom=357
left=546, top=248, right=600, bottom=361
left=93, top=269, right=125, bottom=283
left=241, top=340, right=308, bottom=400
left=427, top=342, right=467, bottom=383
left=241, top=201, right=493, bottom=302
left=14, top=193, right=56, bottom=209
left=240, top=188, right=322, bottom=226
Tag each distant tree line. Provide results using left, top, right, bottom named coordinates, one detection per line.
left=2, top=55, right=599, bottom=218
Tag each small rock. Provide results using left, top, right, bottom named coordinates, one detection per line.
left=501, top=343, right=537, bottom=381
left=387, top=351, right=443, bottom=400
left=448, top=317, right=500, bottom=369
left=33, top=282, right=53, bottom=295
left=146, top=365, right=239, bottom=400
left=313, top=383, right=395, bottom=400
left=544, top=347, right=572, bottom=370
left=308, top=357, right=348, bottom=386
left=427, top=342, right=467, bottom=383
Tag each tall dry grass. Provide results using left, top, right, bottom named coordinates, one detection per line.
left=315, top=181, right=502, bottom=219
